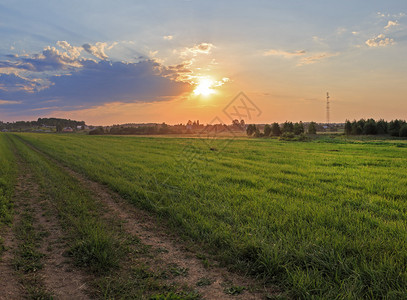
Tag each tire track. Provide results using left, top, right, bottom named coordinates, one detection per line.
left=11, top=148, right=91, bottom=299
left=18, top=136, right=277, bottom=299
left=0, top=222, right=22, bottom=300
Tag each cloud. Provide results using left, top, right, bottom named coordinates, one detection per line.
left=377, top=12, right=406, bottom=18
left=182, top=43, right=214, bottom=56
left=82, top=42, right=109, bottom=60
left=0, top=73, right=43, bottom=93
left=163, top=35, right=173, bottom=40
left=0, top=43, right=194, bottom=115
left=384, top=20, right=399, bottom=30
left=0, top=46, right=82, bottom=72
left=56, top=41, right=82, bottom=58
left=0, top=99, right=21, bottom=105
left=263, top=49, right=306, bottom=58
left=336, top=27, right=347, bottom=35
left=365, top=34, right=395, bottom=47
left=298, top=52, right=339, bottom=66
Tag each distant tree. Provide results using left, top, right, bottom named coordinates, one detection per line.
left=363, top=119, right=377, bottom=135
left=240, top=119, right=245, bottom=128
left=264, top=124, right=272, bottom=136
left=308, top=122, right=317, bottom=134
left=357, top=119, right=366, bottom=133
left=400, top=124, right=407, bottom=137
left=254, top=128, right=263, bottom=137
left=271, top=123, right=281, bottom=136
left=351, top=120, right=363, bottom=135
left=246, top=124, right=257, bottom=136
left=282, top=121, right=294, bottom=133
left=389, top=120, right=403, bottom=137
left=56, top=124, right=63, bottom=133
left=376, top=119, right=388, bottom=134
left=294, top=122, right=304, bottom=135
left=344, top=120, right=352, bottom=135
left=159, top=123, right=170, bottom=134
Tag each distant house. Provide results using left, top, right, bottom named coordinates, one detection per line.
left=1, top=129, right=8, bottom=132
left=62, top=127, right=74, bottom=132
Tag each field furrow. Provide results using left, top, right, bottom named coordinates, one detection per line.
left=4, top=132, right=407, bottom=298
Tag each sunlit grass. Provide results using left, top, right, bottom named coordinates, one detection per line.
left=15, top=132, right=407, bottom=298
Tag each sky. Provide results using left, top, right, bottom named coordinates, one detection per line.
left=0, top=0, right=406, bottom=125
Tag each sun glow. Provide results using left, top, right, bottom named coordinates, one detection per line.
left=193, top=78, right=216, bottom=96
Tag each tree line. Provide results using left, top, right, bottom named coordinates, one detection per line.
left=345, top=119, right=407, bottom=137
left=246, top=121, right=318, bottom=137
left=0, top=118, right=85, bottom=131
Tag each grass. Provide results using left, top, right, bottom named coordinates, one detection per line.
left=9, top=135, right=119, bottom=274
left=10, top=132, right=407, bottom=298
left=0, top=134, right=16, bottom=253
left=13, top=207, right=52, bottom=299
left=6, top=134, right=203, bottom=299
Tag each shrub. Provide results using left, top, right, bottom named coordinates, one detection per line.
left=89, top=127, right=104, bottom=135
left=279, top=132, right=295, bottom=140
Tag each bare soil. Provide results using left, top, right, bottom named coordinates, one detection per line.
left=0, top=222, right=22, bottom=300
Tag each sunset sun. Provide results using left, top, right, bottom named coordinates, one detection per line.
left=193, top=78, right=215, bottom=96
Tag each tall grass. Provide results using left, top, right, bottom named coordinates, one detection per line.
left=9, top=135, right=119, bottom=273
left=0, top=134, right=16, bottom=252
left=16, top=133, right=407, bottom=298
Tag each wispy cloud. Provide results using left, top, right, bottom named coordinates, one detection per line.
left=263, top=49, right=306, bottom=58
left=163, top=35, right=173, bottom=40
left=298, top=52, right=339, bottom=66
left=182, top=43, right=214, bottom=56
left=0, top=99, right=21, bottom=105
left=365, top=34, right=395, bottom=47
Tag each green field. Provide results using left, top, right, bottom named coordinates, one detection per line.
left=3, top=132, right=407, bottom=298
left=0, top=134, right=16, bottom=249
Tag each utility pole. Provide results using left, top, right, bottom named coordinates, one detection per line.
left=326, top=92, right=330, bottom=126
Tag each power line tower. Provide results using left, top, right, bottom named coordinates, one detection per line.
left=326, top=92, right=330, bottom=126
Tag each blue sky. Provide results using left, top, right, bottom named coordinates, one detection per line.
left=1, top=0, right=406, bottom=124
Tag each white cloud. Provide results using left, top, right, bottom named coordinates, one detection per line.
left=384, top=20, right=399, bottom=30
left=57, top=41, right=82, bottom=59
left=82, top=42, right=109, bottom=60
left=378, top=12, right=406, bottom=18
left=263, top=49, right=306, bottom=58
left=163, top=35, right=173, bottom=40
left=352, top=31, right=360, bottom=35
left=182, top=43, right=214, bottom=56
left=365, top=34, right=395, bottom=47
